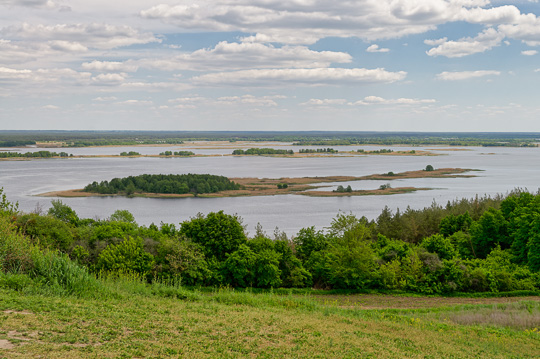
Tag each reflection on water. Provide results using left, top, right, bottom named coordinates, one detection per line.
left=1, top=145, right=538, bottom=235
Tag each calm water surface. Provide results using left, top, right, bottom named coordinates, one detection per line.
left=1, top=144, right=538, bottom=236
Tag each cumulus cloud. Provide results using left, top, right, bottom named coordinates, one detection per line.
left=140, top=0, right=540, bottom=46
left=138, top=42, right=351, bottom=71
left=167, top=94, right=285, bottom=109
left=1, top=0, right=70, bottom=11
left=499, top=14, right=540, bottom=46
left=91, top=73, right=128, bottom=85
left=191, top=68, right=407, bottom=87
left=48, top=40, right=87, bottom=52
left=1, top=23, right=160, bottom=50
left=354, top=96, right=436, bottom=105
left=0, top=66, right=32, bottom=80
left=301, top=98, right=348, bottom=106
left=366, top=44, right=390, bottom=53
left=82, top=60, right=138, bottom=72
left=92, top=96, right=117, bottom=102
left=115, top=99, right=153, bottom=106
left=521, top=50, right=538, bottom=55
left=426, top=28, right=504, bottom=57
left=436, top=70, right=501, bottom=80
left=301, top=96, right=436, bottom=106
left=217, top=95, right=284, bottom=107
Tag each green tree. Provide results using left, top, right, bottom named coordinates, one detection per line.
left=179, top=211, right=247, bottom=261
left=470, top=208, right=509, bottom=258
left=48, top=200, right=79, bottom=225
left=109, top=209, right=136, bottom=224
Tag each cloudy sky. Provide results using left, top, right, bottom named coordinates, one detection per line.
left=1, top=0, right=540, bottom=131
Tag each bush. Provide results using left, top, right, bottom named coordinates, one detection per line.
left=97, top=237, right=155, bottom=278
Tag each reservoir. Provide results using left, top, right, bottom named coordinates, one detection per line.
left=1, top=143, right=539, bottom=236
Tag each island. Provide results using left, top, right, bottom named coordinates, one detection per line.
left=39, top=168, right=478, bottom=198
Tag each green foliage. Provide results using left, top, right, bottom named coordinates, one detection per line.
left=160, top=151, right=194, bottom=156
left=120, top=151, right=140, bottom=156
left=3, top=185, right=540, bottom=293
left=293, top=226, right=328, bottom=262
left=97, top=237, right=155, bottom=277
left=425, top=165, right=434, bottom=171
left=0, top=188, right=19, bottom=215
left=84, top=173, right=240, bottom=195
left=421, top=234, right=458, bottom=260
left=109, top=209, right=136, bottom=224
left=439, top=212, right=472, bottom=237
left=48, top=200, right=79, bottom=225
left=0, top=150, right=71, bottom=158
left=232, top=148, right=294, bottom=155
left=299, top=148, right=338, bottom=153
left=470, top=208, right=509, bottom=258
left=155, top=237, right=209, bottom=285
left=222, top=244, right=257, bottom=287
left=179, top=211, right=247, bottom=261
left=15, top=213, right=74, bottom=252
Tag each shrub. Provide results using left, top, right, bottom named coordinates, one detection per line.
left=97, top=237, right=155, bottom=278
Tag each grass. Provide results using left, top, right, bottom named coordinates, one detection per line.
left=0, top=281, right=538, bottom=358
left=1, top=213, right=539, bottom=357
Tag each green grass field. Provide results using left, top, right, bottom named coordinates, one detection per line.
left=1, top=281, right=538, bottom=358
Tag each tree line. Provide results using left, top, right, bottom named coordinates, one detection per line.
left=2, top=188, right=539, bottom=294
left=159, top=151, right=195, bottom=156
left=299, top=148, right=338, bottom=153
left=83, top=174, right=241, bottom=195
left=232, top=148, right=294, bottom=155
left=0, top=150, right=72, bottom=158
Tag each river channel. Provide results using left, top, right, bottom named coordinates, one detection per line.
left=1, top=143, right=538, bottom=236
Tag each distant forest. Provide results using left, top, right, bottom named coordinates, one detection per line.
left=0, top=131, right=539, bottom=147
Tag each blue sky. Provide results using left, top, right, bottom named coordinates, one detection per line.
left=1, top=0, right=540, bottom=131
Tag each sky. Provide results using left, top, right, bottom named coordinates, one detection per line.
left=1, top=0, right=540, bottom=132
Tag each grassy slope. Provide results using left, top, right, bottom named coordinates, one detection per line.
left=1, top=286, right=538, bottom=358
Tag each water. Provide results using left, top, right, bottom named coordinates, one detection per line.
left=1, top=143, right=538, bottom=236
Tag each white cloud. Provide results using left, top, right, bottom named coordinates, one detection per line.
left=138, top=42, right=351, bottom=71
left=301, top=99, right=348, bottom=106
left=424, top=37, right=448, bottom=46
left=0, top=66, right=32, bottom=80
left=42, top=104, right=59, bottom=109
left=301, top=96, right=435, bottom=106
left=355, top=96, right=436, bottom=105
left=48, top=40, right=87, bottom=52
left=217, top=95, right=283, bottom=107
left=82, top=61, right=138, bottom=72
left=1, top=0, right=69, bottom=10
left=91, top=73, right=128, bottom=86
left=140, top=1, right=538, bottom=45
left=436, top=70, right=501, bottom=80
left=92, top=96, right=117, bottom=102
left=426, top=28, right=504, bottom=57
left=115, top=99, right=153, bottom=106
left=521, top=50, right=538, bottom=55
left=191, top=68, right=407, bottom=87
left=1, top=23, right=160, bottom=50
left=366, top=44, right=390, bottom=53
left=499, top=14, right=540, bottom=46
